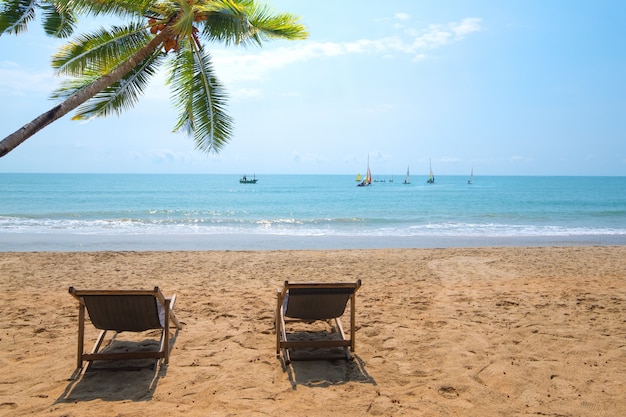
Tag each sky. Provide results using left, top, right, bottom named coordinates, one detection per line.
left=0, top=0, right=625, bottom=176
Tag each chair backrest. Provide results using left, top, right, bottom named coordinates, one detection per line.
left=283, top=281, right=360, bottom=320
left=82, top=295, right=162, bottom=332
left=70, top=288, right=165, bottom=332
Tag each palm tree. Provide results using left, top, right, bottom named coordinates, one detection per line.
left=0, top=0, right=307, bottom=157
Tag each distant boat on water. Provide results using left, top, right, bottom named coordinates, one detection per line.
left=426, top=159, right=435, bottom=184
left=239, top=174, right=258, bottom=184
left=355, top=173, right=362, bottom=182
left=468, top=167, right=473, bottom=184
left=357, top=156, right=372, bottom=187
left=403, top=166, right=410, bottom=184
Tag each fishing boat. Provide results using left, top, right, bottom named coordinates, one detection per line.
left=426, top=159, right=435, bottom=184
left=239, top=174, right=258, bottom=184
left=403, top=166, right=411, bottom=184
left=357, top=156, right=372, bottom=187
left=467, top=167, right=473, bottom=184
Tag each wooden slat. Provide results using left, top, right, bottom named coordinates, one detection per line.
left=284, top=281, right=361, bottom=290
left=70, top=287, right=160, bottom=299
left=83, top=351, right=165, bottom=361
left=280, top=340, right=352, bottom=349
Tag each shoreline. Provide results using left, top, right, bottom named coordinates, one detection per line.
left=2, top=232, right=626, bottom=252
left=1, top=246, right=625, bottom=415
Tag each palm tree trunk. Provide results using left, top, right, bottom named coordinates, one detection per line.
left=0, top=31, right=170, bottom=157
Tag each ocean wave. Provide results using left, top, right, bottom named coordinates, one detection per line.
left=1, top=216, right=625, bottom=238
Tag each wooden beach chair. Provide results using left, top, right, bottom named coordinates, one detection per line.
left=276, top=280, right=361, bottom=364
left=68, top=287, right=182, bottom=375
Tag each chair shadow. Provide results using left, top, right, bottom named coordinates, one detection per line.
left=55, top=331, right=179, bottom=403
left=280, top=353, right=377, bottom=390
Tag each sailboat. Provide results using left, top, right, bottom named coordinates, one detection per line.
left=467, top=167, right=473, bottom=184
left=355, top=173, right=362, bottom=182
left=357, top=156, right=372, bottom=187
left=426, top=159, right=435, bottom=183
left=403, top=166, right=410, bottom=184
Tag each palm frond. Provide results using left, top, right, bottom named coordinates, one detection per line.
left=40, top=1, right=76, bottom=38
left=170, top=0, right=195, bottom=38
left=246, top=3, right=308, bottom=41
left=52, top=22, right=153, bottom=76
left=0, top=0, right=36, bottom=35
left=49, top=71, right=99, bottom=101
left=53, top=0, right=155, bottom=17
left=52, top=48, right=165, bottom=120
left=198, top=0, right=256, bottom=47
left=168, top=45, right=233, bottom=153
left=198, top=0, right=308, bottom=47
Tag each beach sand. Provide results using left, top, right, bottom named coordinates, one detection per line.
left=0, top=246, right=624, bottom=416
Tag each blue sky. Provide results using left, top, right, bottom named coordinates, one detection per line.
left=1, top=1, right=625, bottom=175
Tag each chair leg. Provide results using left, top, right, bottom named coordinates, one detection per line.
left=166, top=295, right=183, bottom=330
left=350, top=293, right=356, bottom=352
left=277, top=301, right=291, bottom=364
left=76, top=303, right=85, bottom=371
left=91, top=330, right=107, bottom=355
left=159, top=328, right=168, bottom=366
left=275, top=292, right=281, bottom=355
left=163, top=298, right=170, bottom=365
left=334, top=318, right=352, bottom=361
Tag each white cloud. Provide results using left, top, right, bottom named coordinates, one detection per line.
left=395, top=12, right=411, bottom=21
left=211, top=18, right=484, bottom=83
left=0, top=62, right=57, bottom=95
left=452, top=17, right=483, bottom=38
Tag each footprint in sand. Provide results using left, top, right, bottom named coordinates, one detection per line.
left=429, top=256, right=514, bottom=283
left=438, top=385, right=459, bottom=399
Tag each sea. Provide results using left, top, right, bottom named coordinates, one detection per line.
left=1, top=173, right=625, bottom=251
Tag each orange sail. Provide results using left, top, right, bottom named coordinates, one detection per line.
left=358, top=155, right=372, bottom=187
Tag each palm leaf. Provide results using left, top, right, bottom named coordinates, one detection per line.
left=246, top=3, right=308, bottom=41
left=198, top=0, right=307, bottom=46
left=51, top=23, right=165, bottom=119
left=195, top=0, right=247, bottom=46
left=52, top=22, right=153, bottom=76
left=53, top=0, right=156, bottom=17
left=56, top=49, right=165, bottom=120
left=168, top=45, right=233, bottom=153
left=40, top=1, right=76, bottom=38
left=0, top=0, right=36, bottom=35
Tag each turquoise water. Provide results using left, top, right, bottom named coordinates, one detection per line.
left=1, top=173, right=625, bottom=251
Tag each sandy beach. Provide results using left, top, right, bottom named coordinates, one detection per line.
left=0, top=246, right=624, bottom=416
